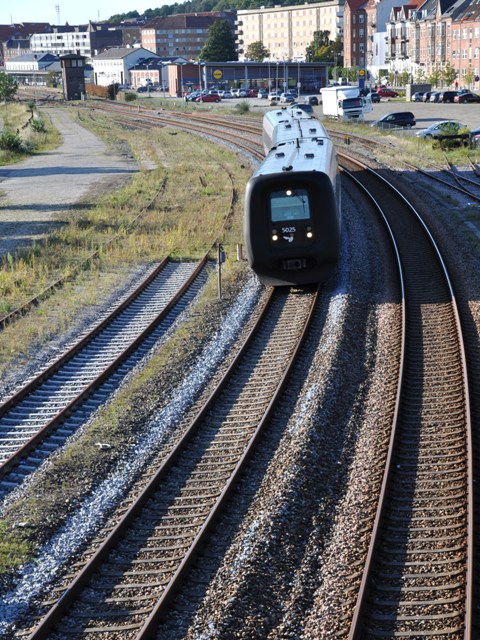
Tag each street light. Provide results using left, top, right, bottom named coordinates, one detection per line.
left=179, top=62, right=187, bottom=97
left=197, top=59, right=203, bottom=91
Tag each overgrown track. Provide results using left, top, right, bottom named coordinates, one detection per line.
left=25, top=286, right=318, bottom=639
left=341, top=154, right=472, bottom=638
left=0, top=259, right=210, bottom=503
left=80, top=101, right=265, bottom=162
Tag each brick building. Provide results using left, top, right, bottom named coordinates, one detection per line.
left=141, top=12, right=235, bottom=60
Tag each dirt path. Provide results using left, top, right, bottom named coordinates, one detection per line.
left=0, top=109, right=137, bottom=256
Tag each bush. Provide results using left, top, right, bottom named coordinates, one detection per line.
left=30, top=118, right=46, bottom=133
left=235, top=101, right=250, bottom=114
left=124, top=92, right=137, bottom=103
left=0, top=129, right=22, bottom=151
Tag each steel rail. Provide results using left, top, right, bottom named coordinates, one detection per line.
left=0, top=258, right=207, bottom=482
left=340, top=152, right=473, bottom=639
left=26, top=285, right=319, bottom=639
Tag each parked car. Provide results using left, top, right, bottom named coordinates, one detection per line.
left=257, top=88, right=268, bottom=98
left=195, top=94, right=221, bottom=103
left=279, top=92, right=295, bottom=103
left=470, top=127, right=480, bottom=145
left=454, top=92, right=480, bottom=103
left=218, top=90, right=233, bottom=98
left=247, top=88, right=259, bottom=97
left=370, top=111, right=416, bottom=129
left=415, top=120, right=467, bottom=138
left=290, top=103, right=314, bottom=114
left=412, top=91, right=424, bottom=102
left=438, top=91, right=458, bottom=103
left=304, top=95, right=319, bottom=105
left=370, top=92, right=381, bottom=103
left=429, top=91, right=442, bottom=102
left=422, top=91, right=432, bottom=102
left=376, top=87, right=399, bottom=98
left=185, top=91, right=202, bottom=101
left=268, top=91, right=282, bottom=100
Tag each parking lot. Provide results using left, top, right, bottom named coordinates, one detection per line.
left=137, top=91, right=479, bottom=132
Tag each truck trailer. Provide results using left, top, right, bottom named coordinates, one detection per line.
left=320, top=85, right=372, bottom=120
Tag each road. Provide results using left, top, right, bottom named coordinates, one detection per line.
left=0, top=109, right=137, bottom=257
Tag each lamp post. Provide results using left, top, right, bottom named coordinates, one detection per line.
left=179, top=63, right=184, bottom=97
left=276, top=62, right=279, bottom=93
left=197, top=59, right=203, bottom=91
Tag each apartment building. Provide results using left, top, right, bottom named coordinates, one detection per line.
left=236, top=2, right=343, bottom=62
left=29, top=22, right=122, bottom=60
left=343, top=0, right=480, bottom=89
left=141, top=12, right=235, bottom=60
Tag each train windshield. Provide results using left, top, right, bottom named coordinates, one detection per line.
left=269, top=188, right=311, bottom=222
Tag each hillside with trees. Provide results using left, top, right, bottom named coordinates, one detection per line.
left=109, top=0, right=318, bottom=21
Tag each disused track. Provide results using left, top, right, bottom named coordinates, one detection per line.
left=340, top=154, right=472, bottom=638
left=25, top=286, right=318, bottom=639
left=0, top=260, right=210, bottom=504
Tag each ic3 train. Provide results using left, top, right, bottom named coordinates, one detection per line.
left=244, top=104, right=341, bottom=287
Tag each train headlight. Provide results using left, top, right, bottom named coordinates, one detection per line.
left=272, top=228, right=279, bottom=241
left=306, top=226, right=314, bottom=239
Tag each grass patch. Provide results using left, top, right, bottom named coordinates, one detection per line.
left=0, top=521, right=31, bottom=573
left=0, top=107, right=252, bottom=379
left=0, top=103, right=61, bottom=164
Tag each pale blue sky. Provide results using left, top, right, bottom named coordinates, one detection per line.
left=1, top=1, right=159, bottom=26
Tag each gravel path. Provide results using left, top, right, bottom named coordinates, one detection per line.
left=0, top=109, right=137, bottom=257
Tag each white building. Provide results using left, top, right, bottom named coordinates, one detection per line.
left=92, top=47, right=159, bottom=86
left=29, top=23, right=123, bottom=61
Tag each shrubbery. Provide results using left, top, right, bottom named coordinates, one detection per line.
left=0, top=129, right=22, bottom=151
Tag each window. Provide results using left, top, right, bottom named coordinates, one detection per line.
left=269, top=189, right=311, bottom=222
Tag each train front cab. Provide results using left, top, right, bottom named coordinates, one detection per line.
left=244, top=170, right=340, bottom=287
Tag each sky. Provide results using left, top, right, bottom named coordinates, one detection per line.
left=0, top=1, right=160, bottom=26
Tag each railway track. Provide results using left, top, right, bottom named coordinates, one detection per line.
left=329, top=128, right=480, bottom=203
left=0, top=259, right=210, bottom=504
left=2, top=102, right=477, bottom=638
left=81, top=101, right=264, bottom=162
left=340, top=153, right=472, bottom=638
left=22, top=285, right=318, bottom=639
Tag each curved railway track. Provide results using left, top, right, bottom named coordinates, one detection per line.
left=329, top=129, right=480, bottom=201
left=0, top=259, right=210, bottom=504
left=24, top=285, right=318, bottom=640
left=2, top=102, right=477, bottom=638
left=339, top=153, right=472, bottom=638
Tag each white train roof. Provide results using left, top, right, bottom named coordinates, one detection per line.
left=254, top=136, right=336, bottom=178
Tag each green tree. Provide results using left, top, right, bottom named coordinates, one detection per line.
left=305, top=30, right=331, bottom=62
left=427, top=69, right=441, bottom=87
left=200, top=20, right=237, bottom=61
left=464, top=68, right=475, bottom=88
left=245, top=41, right=270, bottom=61
left=0, top=73, right=18, bottom=103
left=441, top=62, right=457, bottom=86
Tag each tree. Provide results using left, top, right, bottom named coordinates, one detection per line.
left=305, top=30, right=331, bottom=62
left=245, top=41, right=270, bottom=62
left=200, top=20, right=237, bottom=61
left=441, top=62, right=457, bottom=87
left=427, top=69, right=441, bottom=87
left=0, top=73, right=18, bottom=103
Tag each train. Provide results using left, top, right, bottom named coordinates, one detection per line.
left=244, top=104, right=341, bottom=287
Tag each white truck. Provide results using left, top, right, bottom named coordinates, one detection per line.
left=320, top=85, right=372, bottom=120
